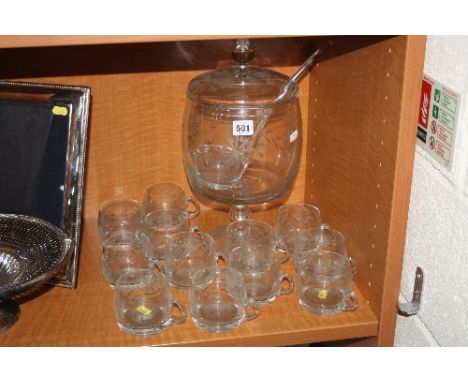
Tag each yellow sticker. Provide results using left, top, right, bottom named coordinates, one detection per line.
left=136, top=305, right=152, bottom=315
left=52, top=106, right=68, bottom=116
left=317, top=290, right=328, bottom=299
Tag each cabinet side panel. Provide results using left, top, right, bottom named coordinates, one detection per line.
left=305, top=36, right=425, bottom=345
left=377, top=36, right=426, bottom=345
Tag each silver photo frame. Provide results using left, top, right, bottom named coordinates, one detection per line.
left=0, top=80, right=90, bottom=288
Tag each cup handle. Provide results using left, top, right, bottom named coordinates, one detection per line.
left=321, top=222, right=331, bottom=230
left=216, top=254, right=227, bottom=269
left=349, top=256, right=357, bottom=276
left=342, top=292, right=358, bottom=311
left=243, top=298, right=260, bottom=321
left=278, top=273, right=294, bottom=296
left=147, top=256, right=164, bottom=273
left=274, top=241, right=290, bottom=264
left=186, top=196, right=200, bottom=219
left=169, top=299, right=187, bottom=325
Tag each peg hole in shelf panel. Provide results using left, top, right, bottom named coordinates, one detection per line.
left=363, top=42, right=398, bottom=302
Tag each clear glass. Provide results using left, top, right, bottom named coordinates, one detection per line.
left=294, top=227, right=357, bottom=315
left=164, top=231, right=216, bottom=289
left=293, top=226, right=350, bottom=268
left=189, top=267, right=259, bottom=333
left=223, top=219, right=293, bottom=303
left=143, top=182, right=200, bottom=219
left=113, top=269, right=186, bottom=337
left=296, top=251, right=357, bottom=315
left=143, top=209, right=191, bottom=266
left=225, top=246, right=293, bottom=305
left=182, top=60, right=302, bottom=206
left=274, top=204, right=322, bottom=261
left=224, top=220, right=274, bottom=254
left=97, top=199, right=144, bottom=243
left=101, top=231, right=153, bottom=288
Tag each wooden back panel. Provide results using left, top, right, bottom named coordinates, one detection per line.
left=18, top=66, right=308, bottom=219
left=305, top=36, right=425, bottom=345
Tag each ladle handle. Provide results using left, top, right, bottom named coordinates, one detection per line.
left=290, top=42, right=332, bottom=84
left=275, top=41, right=333, bottom=103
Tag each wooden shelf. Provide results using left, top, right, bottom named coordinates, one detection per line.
left=0, top=218, right=377, bottom=346
left=0, top=35, right=426, bottom=346
left=0, top=35, right=271, bottom=49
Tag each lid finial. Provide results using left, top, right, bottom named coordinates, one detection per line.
left=232, top=39, right=254, bottom=65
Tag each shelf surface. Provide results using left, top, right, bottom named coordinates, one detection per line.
left=0, top=35, right=271, bottom=49
left=0, top=218, right=378, bottom=346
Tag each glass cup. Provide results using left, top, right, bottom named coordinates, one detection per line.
left=113, top=269, right=186, bottom=337
left=294, top=227, right=357, bottom=315
left=222, top=220, right=294, bottom=303
left=143, top=182, right=200, bottom=219
left=224, top=219, right=274, bottom=255
left=274, top=203, right=321, bottom=262
left=293, top=226, right=351, bottom=268
left=225, top=241, right=293, bottom=305
left=102, top=231, right=154, bottom=288
left=164, top=231, right=216, bottom=289
left=97, top=199, right=145, bottom=243
left=144, top=209, right=191, bottom=269
left=189, top=267, right=259, bottom=333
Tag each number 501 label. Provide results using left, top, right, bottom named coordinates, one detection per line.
left=233, top=120, right=254, bottom=136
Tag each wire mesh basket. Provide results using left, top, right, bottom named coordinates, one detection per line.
left=0, top=214, right=71, bottom=333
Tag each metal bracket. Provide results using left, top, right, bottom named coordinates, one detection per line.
left=397, top=267, right=424, bottom=317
